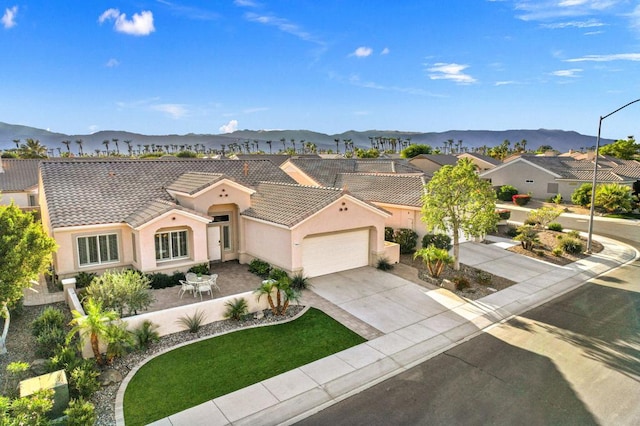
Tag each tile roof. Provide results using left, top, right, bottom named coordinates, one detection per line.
left=41, top=158, right=296, bottom=229
left=458, top=153, right=501, bottom=166
left=124, top=199, right=210, bottom=228
left=612, top=166, right=640, bottom=179
left=558, top=170, right=623, bottom=181
left=412, top=154, right=460, bottom=166
left=0, top=159, right=41, bottom=191
left=241, top=182, right=345, bottom=227
left=286, top=158, right=422, bottom=187
left=335, top=173, right=428, bottom=207
left=166, top=172, right=226, bottom=195
left=521, top=155, right=640, bottom=181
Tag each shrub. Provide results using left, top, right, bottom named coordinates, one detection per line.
left=512, top=194, right=531, bottom=206
left=248, top=259, right=272, bottom=278
left=269, top=268, right=289, bottom=281
left=31, top=306, right=65, bottom=337
left=476, top=271, right=492, bottom=285
left=534, top=249, right=545, bottom=257
left=376, top=257, right=393, bottom=271
left=552, top=247, right=564, bottom=257
left=571, top=183, right=593, bottom=206
left=497, top=185, right=519, bottom=201
left=34, top=326, right=66, bottom=358
left=567, top=230, right=581, bottom=239
left=513, top=225, right=539, bottom=250
left=3, top=362, right=30, bottom=399
left=105, top=322, right=135, bottom=364
left=188, top=263, right=210, bottom=275
left=133, top=320, right=160, bottom=350
left=74, top=271, right=97, bottom=289
left=177, top=310, right=206, bottom=333
left=595, top=183, right=634, bottom=213
left=64, top=398, right=97, bottom=426
left=422, top=233, right=452, bottom=250
left=224, top=298, right=249, bottom=321
left=290, top=273, right=311, bottom=291
left=505, top=225, right=519, bottom=237
left=414, top=246, right=453, bottom=278
left=85, top=270, right=154, bottom=317
left=558, top=236, right=583, bottom=254
left=146, top=272, right=175, bottom=289
left=452, top=276, right=470, bottom=291
left=552, top=193, right=563, bottom=204
left=384, top=226, right=395, bottom=241
left=69, top=361, right=100, bottom=399
left=547, top=222, right=563, bottom=232
left=394, top=228, right=419, bottom=254
left=526, top=206, right=562, bottom=229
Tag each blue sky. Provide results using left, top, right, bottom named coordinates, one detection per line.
left=1, top=1, right=639, bottom=139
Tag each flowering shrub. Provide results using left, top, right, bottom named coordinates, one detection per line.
left=512, top=194, right=531, bottom=206
left=496, top=209, right=511, bottom=220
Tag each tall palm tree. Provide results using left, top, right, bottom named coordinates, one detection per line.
left=12, top=139, right=20, bottom=149
left=102, top=140, right=110, bottom=155
left=266, top=140, right=272, bottom=154
left=61, top=140, right=71, bottom=154
left=19, top=138, right=48, bottom=158
left=124, top=140, right=133, bottom=156
left=68, top=298, right=118, bottom=365
left=111, top=138, right=119, bottom=155
left=75, top=139, right=84, bottom=156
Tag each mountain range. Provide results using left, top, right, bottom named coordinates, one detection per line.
left=0, top=121, right=610, bottom=155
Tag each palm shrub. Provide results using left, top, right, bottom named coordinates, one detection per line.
left=413, top=246, right=453, bottom=278
left=376, top=257, right=393, bottom=271
left=224, top=298, right=249, bottom=321
left=595, top=183, right=634, bottom=213
left=394, top=228, right=419, bottom=254
left=290, top=272, right=311, bottom=290
left=177, top=310, right=207, bottom=333
left=422, top=233, right=452, bottom=250
left=68, top=298, right=119, bottom=365
left=105, top=322, right=135, bottom=364
left=133, top=320, right=160, bottom=350
left=497, top=185, right=519, bottom=201
left=513, top=225, right=539, bottom=250
left=254, top=277, right=300, bottom=316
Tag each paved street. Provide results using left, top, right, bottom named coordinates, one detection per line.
left=296, top=217, right=640, bottom=426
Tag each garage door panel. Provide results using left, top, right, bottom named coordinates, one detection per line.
left=302, top=229, right=369, bottom=277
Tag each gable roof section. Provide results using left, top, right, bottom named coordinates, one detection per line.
left=166, top=172, right=226, bottom=195
left=335, top=173, right=427, bottom=207
left=124, top=199, right=211, bottom=229
left=458, top=153, right=501, bottom=166
left=611, top=166, right=640, bottom=179
left=0, top=159, right=41, bottom=191
left=411, top=154, right=459, bottom=166
left=41, top=159, right=296, bottom=229
left=284, top=158, right=422, bottom=187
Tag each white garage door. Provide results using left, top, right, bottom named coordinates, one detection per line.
left=302, top=229, right=369, bottom=278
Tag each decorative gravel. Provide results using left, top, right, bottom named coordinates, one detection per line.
left=0, top=302, right=304, bottom=426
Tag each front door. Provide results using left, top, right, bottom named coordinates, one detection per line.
left=207, top=226, right=221, bottom=262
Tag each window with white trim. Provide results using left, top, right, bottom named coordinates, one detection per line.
left=155, top=230, right=189, bottom=261
left=77, top=234, right=119, bottom=266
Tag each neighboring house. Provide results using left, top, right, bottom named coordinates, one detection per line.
left=408, top=154, right=459, bottom=174
left=457, top=152, right=501, bottom=171
left=0, top=158, right=41, bottom=209
left=280, top=158, right=430, bottom=240
left=480, top=155, right=639, bottom=201
left=39, top=159, right=389, bottom=279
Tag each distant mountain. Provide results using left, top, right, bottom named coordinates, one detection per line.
left=0, top=121, right=610, bottom=155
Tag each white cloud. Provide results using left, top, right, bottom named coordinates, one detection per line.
left=551, top=68, right=583, bottom=77
left=565, top=53, right=640, bottom=62
left=630, top=4, right=640, bottom=33
left=234, top=0, right=259, bottom=7
left=381, top=47, right=390, bottom=55
left=99, top=8, right=155, bottom=36
left=219, top=120, right=239, bottom=133
left=351, top=46, right=373, bottom=57
left=541, top=19, right=605, bottom=28
left=151, top=104, right=187, bottom=119
left=2, top=6, right=18, bottom=29
left=427, top=63, right=477, bottom=84
left=245, top=12, right=319, bottom=44
left=513, top=0, right=622, bottom=21
left=105, top=58, right=120, bottom=67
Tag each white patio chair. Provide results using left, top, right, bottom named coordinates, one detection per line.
left=178, top=280, right=196, bottom=298
left=209, top=274, right=220, bottom=292
left=196, top=278, right=214, bottom=300
left=185, top=272, right=199, bottom=283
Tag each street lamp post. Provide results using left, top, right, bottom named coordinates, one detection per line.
left=586, top=98, right=640, bottom=253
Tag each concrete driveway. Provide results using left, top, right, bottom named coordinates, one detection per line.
left=309, top=267, right=468, bottom=334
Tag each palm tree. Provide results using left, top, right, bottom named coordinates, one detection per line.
left=19, top=138, right=48, bottom=158
left=335, top=138, right=340, bottom=154
left=68, top=298, right=118, bottom=365
left=254, top=279, right=278, bottom=315
left=102, top=140, right=110, bottom=155
left=290, top=139, right=296, bottom=153
left=280, top=137, right=287, bottom=152
left=124, top=140, right=133, bottom=156
left=61, top=140, right=71, bottom=154
left=75, top=139, right=84, bottom=156
left=12, top=139, right=20, bottom=149
left=266, top=140, right=272, bottom=154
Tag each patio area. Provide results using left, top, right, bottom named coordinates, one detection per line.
left=144, top=261, right=264, bottom=312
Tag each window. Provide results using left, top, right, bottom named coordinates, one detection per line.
left=77, top=234, right=119, bottom=266
left=155, top=230, right=188, bottom=261
left=28, top=194, right=38, bottom=207
left=132, top=234, right=137, bottom=263
left=547, top=183, right=559, bottom=193
left=212, top=214, right=230, bottom=223
left=525, top=179, right=534, bottom=184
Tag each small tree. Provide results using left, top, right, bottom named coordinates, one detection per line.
left=1, top=203, right=57, bottom=355
left=400, top=144, right=432, bottom=158
left=526, top=206, right=563, bottom=229
left=571, top=183, right=592, bottom=206
left=68, top=298, right=119, bottom=365
left=595, top=183, right=634, bottom=213
left=413, top=247, right=453, bottom=278
left=599, top=137, right=639, bottom=160
left=513, top=225, right=539, bottom=250
left=421, top=159, right=498, bottom=270
left=254, top=277, right=300, bottom=316
left=85, top=270, right=153, bottom=317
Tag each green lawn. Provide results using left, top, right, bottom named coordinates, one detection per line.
left=123, top=308, right=366, bottom=425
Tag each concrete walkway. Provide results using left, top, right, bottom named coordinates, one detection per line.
left=133, top=233, right=637, bottom=426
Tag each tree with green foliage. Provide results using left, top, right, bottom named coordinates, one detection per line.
left=68, top=298, right=119, bottom=365
left=84, top=269, right=154, bottom=317
left=571, top=183, right=593, bottom=206
left=421, top=159, right=498, bottom=270
left=354, top=147, right=380, bottom=158
left=526, top=206, right=563, bottom=229
left=18, top=138, right=48, bottom=159
left=400, top=144, right=432, bottom=158
left=595, top=183, right=634, bottom=213
left=413, top=246, right=453, bottom=278
left=1, top=203, right=57, bottom=355
left=599, top=137, right=639, bottom=160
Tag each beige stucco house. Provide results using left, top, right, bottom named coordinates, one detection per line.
left=39, top=158, right=390, bottom=280
left=0, top=158, right=40, bottom=209
left=480, top=155, right=639, bottom=201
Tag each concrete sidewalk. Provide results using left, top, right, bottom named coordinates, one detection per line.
left=121, top=235, right=637, bottom=426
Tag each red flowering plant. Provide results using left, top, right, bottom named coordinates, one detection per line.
left=512, top=194, right=531, bottom=206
